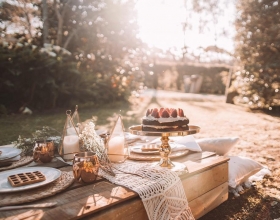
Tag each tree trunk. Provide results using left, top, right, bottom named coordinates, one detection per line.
left=42, top=0, right=49, bottom=44
left=63, top=28, right=78, bottom=49
left=57, top=17, right=63, bottom=46
left=54, top=0, right=72, bottom=46
left=21, top=0, right=33, bottom=39
left=54, top=0, right=63, bottom=46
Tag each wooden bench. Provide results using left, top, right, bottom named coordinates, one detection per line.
left=0, top=152, right=229, bottom=220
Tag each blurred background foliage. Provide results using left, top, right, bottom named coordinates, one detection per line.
left=232, top=0, right=280, bottom=110
left=0, top=0, right=144, bottom=114
left=0, top=0, right=279, bottom=114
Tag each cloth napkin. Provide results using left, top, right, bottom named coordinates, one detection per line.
left=125, top=133, right=146, bottom=145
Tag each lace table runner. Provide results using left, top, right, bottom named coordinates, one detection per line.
left=100, top=161, right=194, bottom=220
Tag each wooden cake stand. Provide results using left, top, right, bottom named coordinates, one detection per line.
left=129, top=125, right=200, bottom=168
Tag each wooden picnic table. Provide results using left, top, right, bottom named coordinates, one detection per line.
left=0, top=151, right=229, bottom=220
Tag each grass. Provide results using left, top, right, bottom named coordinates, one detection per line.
left=0, top=100, right=142, bottom=146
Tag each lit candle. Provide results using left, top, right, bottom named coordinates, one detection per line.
left=63, top=135, right=80, bottom=160
left=108, top=136, right=125, bottom=162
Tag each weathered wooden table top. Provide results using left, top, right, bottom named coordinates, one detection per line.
left=0, top=151, right=229, bottom=220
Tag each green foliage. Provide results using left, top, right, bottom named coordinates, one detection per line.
left=13, top=126, right=61, bottom=156
left=233, top=0, right=280, bottom=109
left=0, top=0, right=144, bottom=114
left=0, top=41, right=133, bottom=113
left=0, top=42, right=78, bottom=112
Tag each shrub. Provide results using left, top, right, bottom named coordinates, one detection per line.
left=0, top=41, right=131, bottom=113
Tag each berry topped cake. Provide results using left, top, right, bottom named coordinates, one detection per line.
left=142, top=107, right=189, bottom=132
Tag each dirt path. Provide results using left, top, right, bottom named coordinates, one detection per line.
left=131, top=89, right=280, bottom=219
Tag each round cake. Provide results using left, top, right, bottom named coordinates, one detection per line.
left=142, top=107, right=189, bottom=132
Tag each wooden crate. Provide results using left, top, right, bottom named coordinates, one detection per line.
left=85, top=153, right=229, bottom=220
left=182, top=162, right=229, bottom=219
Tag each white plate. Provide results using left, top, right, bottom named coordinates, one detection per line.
left=0, top=167, right=61, bottom=193
left=0, top=147, right=22, bottom=161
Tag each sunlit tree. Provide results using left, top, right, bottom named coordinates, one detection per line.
left=0, top=0, right=144, bottom=112
left=180, top=0, right=234, bottom=63
left=234, top=0, right=280, bottom=109
left=0, top=0, right=41, bottom=40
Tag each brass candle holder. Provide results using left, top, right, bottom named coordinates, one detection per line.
left=72, top=152, right=100, bottom=183
left=33, top=140, right=55, bottom=163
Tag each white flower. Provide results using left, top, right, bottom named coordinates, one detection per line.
left=53, top=45, right=61, bottom=52
left=16, top=43, right=23, bottom=48
left=61, top=48, right=72, bottom=56
left=48, top=51, right=57, bottom=57
left=39, top=48, right=47, bottom=53
left=44, top=43, right=52, bottom=49
left=79, top=120, right=104, bottom=152
left=32, top=45, right=37, bottom=50
left=2, top=41, right=8, bottom=48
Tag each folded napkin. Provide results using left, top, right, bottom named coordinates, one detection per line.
left=150, top=135, right=202, bottom=152
left=125, top=133, right=146, bottom=145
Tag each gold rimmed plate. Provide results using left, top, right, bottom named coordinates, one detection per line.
left=129, top=149, right=189, bottom=161
left=128, top=125, right=200, bottom=136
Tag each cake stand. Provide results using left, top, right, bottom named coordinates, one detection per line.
left=128, top=125, right=200, bottom=168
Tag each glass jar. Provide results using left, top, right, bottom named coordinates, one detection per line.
left=33, top=140, right=54, bottom=163
left=72, top=152, right=99, bottom=183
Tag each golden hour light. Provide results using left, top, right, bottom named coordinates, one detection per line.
left=135, top=0, right=236, bottom=58
left=0, top=1, right=279, bottom=219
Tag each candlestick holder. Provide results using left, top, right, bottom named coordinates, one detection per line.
left=106, top=115, right=128, bottom=163
left=59, top=110, right=80, bottom=162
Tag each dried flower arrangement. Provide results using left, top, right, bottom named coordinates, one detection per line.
left=79, top=119, right=115, bottom=176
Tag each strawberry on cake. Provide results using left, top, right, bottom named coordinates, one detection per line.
left=142, top=108, right=189, bottom=132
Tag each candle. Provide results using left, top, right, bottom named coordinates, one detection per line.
left=108, top=136, right=125, bottom=162
left=67, top=127, right=79, bottom=136
left=63, top=135, right=80, bottom=160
